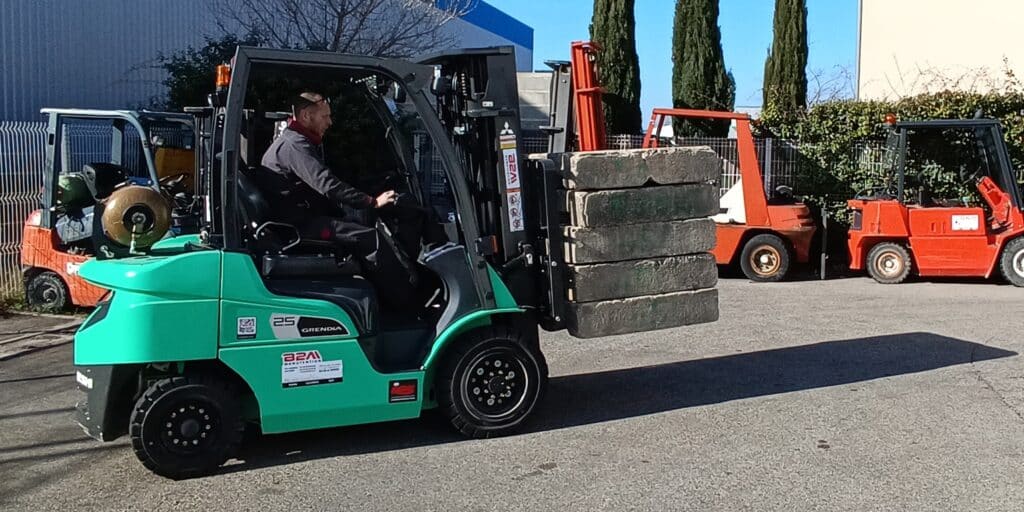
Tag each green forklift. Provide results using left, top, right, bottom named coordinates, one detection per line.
left=72, top=46, right=707, bottom=479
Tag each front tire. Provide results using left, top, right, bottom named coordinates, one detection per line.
left=129, top=375, right=244, bottom=480
left=25, top=271, right=69, bottom=311
left=999, top=237, right=1024, bottom=287
left=438, top=325, right=548, bottom=439
left=739, top=234, right=791, bottom=282
left=866, top=242, right=912, bottom=284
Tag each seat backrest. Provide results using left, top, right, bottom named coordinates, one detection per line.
left=236, top=166, right=271, bottom=230
left=82, top=162, right=128, bottom=199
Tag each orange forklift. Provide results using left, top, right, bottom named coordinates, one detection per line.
left=847, top=115, right=1024, bottom=286
left=21, top=109, right=197, bottom=310
left=642, top=109, right=816, bottom=281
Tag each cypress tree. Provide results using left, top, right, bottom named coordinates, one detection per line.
left=763, top=0, right=808, bottom=119
left=671, top=0, right=735, bottom=137
left=590, top=0, right=643, bottom=135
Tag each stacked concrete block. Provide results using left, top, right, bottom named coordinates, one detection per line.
left=547, top=146, right=722, bottom=338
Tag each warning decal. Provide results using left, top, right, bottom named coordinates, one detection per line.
left=952, top=214, right=979, bottom=231
left=506, top=191, right=524, bottom=232
left=281, top=350, right=343, bottom=388
left=500, top=122, right=524, bottom=232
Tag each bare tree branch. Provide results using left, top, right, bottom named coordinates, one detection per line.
left=873, top=56, right=1024, bottom=100
left=210, top=0, right=477, bottom=57
left=806, top=64, right=855, bottom=105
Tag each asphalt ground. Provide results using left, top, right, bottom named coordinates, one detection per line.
left=1, top=276, right=1021, bottom=511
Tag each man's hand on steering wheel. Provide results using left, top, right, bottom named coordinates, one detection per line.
left=373, top=190, right=397, bottom=208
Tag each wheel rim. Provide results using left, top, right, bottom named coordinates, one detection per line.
left=29, top=281, right=61, bottom=307
left=154, top=399, right=221, bottom=455
left=1013, top=248, right=1024, bottom=278
left=460, top=348, right=529, bottom=422
left=874, top=250, right=904, bottom=278
left=749, top=245, right=782, bottom=277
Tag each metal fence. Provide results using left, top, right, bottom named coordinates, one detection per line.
left=0, top=121, right=47, bottom=297
left=0, top=120, right=156, bottom=298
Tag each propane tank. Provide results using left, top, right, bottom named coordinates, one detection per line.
left=100, top=185, right=171, bottom=253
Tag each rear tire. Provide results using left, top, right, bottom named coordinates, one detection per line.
left=129, top=374, right=244, bottom=480
left=866, top=242, right=912, bottom=284
left=438, top=325, right=548, bottom=439
left=25, top=271, right=69, bottom=311
left=739, top=234, right=791, bottom=282
left=999, top=237, right=1024, bottom=287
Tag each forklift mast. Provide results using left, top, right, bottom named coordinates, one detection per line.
left=537, top=41, right=606, bottom=155
left=417, top=47, right=550, bottom=313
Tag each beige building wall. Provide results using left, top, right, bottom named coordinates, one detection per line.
left=858, top=0, right=1024, bottom=100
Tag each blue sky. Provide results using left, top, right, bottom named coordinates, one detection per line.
left=487, top=0, right=858, bottom=116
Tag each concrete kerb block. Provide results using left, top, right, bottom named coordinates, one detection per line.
left=554, top=146, right=721, bottom=190
left=568, top=253, right=717, bottom=302
left=566, top=183, right=718, bottom=227
left=564, top=218, right=716, bottom=263
left=566, top=288, right=719, bottom=338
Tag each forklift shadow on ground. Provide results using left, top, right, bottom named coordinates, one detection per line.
left=220, top=332, right=1015, bottom=474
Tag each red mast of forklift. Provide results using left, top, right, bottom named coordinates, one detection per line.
left=570, top=41, right=606, bottom=151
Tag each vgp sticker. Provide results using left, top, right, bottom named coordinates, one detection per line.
left=281, top=350, right=343, bottom=388
left=236, top=317, right=257, bottom=339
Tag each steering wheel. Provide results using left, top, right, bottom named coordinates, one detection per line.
left=158, top=172, right=190, bottom=192
left=959, top=165, right=985, bottom=187
left=855, top=184, right=896, bottom=201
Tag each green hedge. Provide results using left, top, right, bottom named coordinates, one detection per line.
left=758, top=91, right=1024, bottom=223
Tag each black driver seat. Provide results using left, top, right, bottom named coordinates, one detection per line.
left=236, top=166, right=359, bottom=277
left=236, top=166, right=379, bottom=334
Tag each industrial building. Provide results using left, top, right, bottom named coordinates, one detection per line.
left=0, top=0, right=534, bottom=121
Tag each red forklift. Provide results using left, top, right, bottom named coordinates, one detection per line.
left=642, top=109, right=816, bottom=281
left=846, top=115, right=1024, bottom=286
left=20, top=109, right=197, bottom=311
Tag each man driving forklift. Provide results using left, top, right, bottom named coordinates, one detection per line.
left=258, top=91, right=431, bottom=309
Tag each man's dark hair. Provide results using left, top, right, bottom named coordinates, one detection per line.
left=291, top=92, right=326, bottom=117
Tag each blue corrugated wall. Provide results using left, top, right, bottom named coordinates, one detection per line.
left=1, top=0, right=222, bottom=122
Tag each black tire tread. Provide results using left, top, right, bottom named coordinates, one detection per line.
left=129, top=373, right=244, bottom=480
left=999, top=237, right=1024, bottom=287
left=437, top=324, right=548, bottom=439
left=739, top=233, right=792, bottom=282
left=866, top=242, right=912, bottom=284
left=25, top=271, right=69, bottom=311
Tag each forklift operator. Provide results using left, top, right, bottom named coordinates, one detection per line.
left=259, top=91, right=416, bottom=308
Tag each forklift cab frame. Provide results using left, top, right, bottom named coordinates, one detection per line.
left=36, top=109, right=194, bottom=230
left=877, top=119, right=1023, bottom=208
left=21, top=109, right=195, bottom=310
left=217, top=48, right=497, bottom=309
